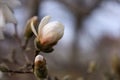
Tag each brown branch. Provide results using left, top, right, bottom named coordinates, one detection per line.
left=2, top=70, right=33, bottom=74
left=0, top=64, right=33, bottom=74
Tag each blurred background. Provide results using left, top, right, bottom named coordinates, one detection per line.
left=1, top=0, right=120, bottom=80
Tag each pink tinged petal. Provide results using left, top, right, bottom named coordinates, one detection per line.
left=41, top=21, right=64, bottom=45
left=0, top=9, right=5, bottom=27
left=40, top=32, right=58, bottom=45
left=38, top=16, right=51, bottom=36
left=2, top=5, right=17, bottom=24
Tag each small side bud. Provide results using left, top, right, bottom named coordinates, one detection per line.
left=24, top=16, right=38, bottom=40
left=34, top=55, right=48, bottom=79
left=34, top=55, right=44, bottom=63
left=23, top=16, right=38, bottom=49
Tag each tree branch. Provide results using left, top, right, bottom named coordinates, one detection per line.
left=2, top=70, right=33, bottom=74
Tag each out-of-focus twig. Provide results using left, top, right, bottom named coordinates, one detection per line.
left=51, top=0, right=103, bottom=16
left=14, top=24, right=22, bottom=45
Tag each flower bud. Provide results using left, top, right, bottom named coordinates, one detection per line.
left=34, top=55, right=48, bottom=79
left=39, top=21, right=64, bottom=47
left=31, top=16, right=64, bottom=52
left=24, top=16, right=38, bottom=39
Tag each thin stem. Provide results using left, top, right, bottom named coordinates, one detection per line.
left=22, top=38, right=29, bottom=50
left=14, top=24, right=18, bottom=37
left=23, top=51, right=30, bottom=64
left=30, top=50, right=40, bottom=70
left=21, top=39, right=30, bottom=64
left=2, top=70, right=33, bottom=74
left=19, top=50, right=40, bottom=71
left=35, top=50, right=40, bottom=56
left=14, top=24, right=21, bottom=44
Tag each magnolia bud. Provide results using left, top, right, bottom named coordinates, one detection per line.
left=34, top=55, right=48, bottom=79
left=24, top=16, right=38, bottom=39
left=31, top=16, right=64, bottom=52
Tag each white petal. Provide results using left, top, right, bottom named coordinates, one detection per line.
left=0, top=9, right=5, bottom=27
left=42, top=21, right=64, bottom=39
left=41, top=21, right=64, bottom=44
left=0, top=0, right=21, bottom=9
left=38, top=16, right=51, bottom=35
left=31, top=21, right=38, bottom=37
left=2, top=5, right=17, bottom=24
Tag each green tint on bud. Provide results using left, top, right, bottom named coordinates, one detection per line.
left=34, top=38, right=54, bottom=53
left=34, top=55, right=48, bottom=79
left=24, top=16, right=38, bottom=39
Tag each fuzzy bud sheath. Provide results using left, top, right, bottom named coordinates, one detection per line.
left=34, top=55, right=48, bottom=80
